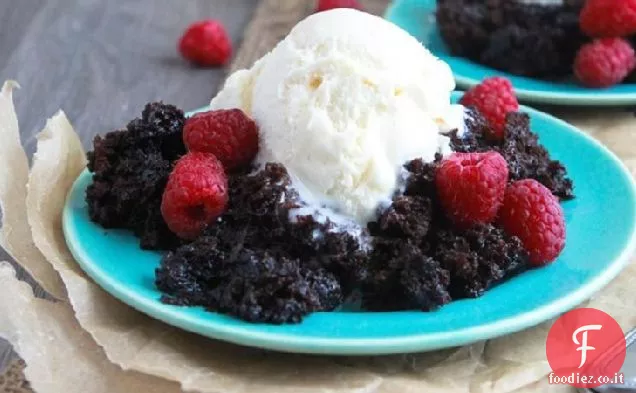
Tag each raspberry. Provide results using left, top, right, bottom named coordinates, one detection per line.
left=459, top=77, right=519, bottom=141
left=580, top=0, right=636, bottom=38
left=161, top=152, right=228, bottom=240
left=499, top=179, right=565, bottom=266
left=574, top=38, right=636, bottom=88
left=183, top=109, right=259, bottom=171
left=178, top=20, right=232, bottom=67
left=316, top=0, right=362, bottom=12
left=435, top=152, right=509, bottom=229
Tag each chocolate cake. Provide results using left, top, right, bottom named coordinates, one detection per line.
left=86, top=103, right=573, bottom=324
left=86, top=103, right=186, bottom=250
left=436, top=0, right=587, bottom=78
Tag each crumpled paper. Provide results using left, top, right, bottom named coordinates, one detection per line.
left=0, top=81, right=66, bottom=300
left=1, top=40, right=636, bottom=393
left=0, top=262, right=182, bottom=393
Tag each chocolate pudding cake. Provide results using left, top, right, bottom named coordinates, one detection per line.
left=436, top=0, right=587, bottom=78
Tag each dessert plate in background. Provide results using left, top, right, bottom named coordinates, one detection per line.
left=63, top=94, right=636, bottom=355
left=385, top=0, right=636, bottom=106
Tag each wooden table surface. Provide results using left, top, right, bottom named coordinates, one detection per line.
left=0, top=0, right=258, bottom=373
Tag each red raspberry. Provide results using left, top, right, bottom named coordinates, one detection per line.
left=436, top=152, right=509, bottom=229
left=459, top=77, right=519, bottom=141
left=161, top=152, right=228, bottom=240
left=184, top=109, right=259, bottom=171
left=580, top=0, right=636, bottom=37
left=499, top=179, right=565, bottom=266
left=573, top=38, right=636, bottom=88
left=316, top=0, right=362, bottom=12
left=178, top=20, right=232, bottom=67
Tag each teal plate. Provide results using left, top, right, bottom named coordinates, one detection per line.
left=63, top=95, right=636, bottom=355
left=385, top=0, right=636, bottom=106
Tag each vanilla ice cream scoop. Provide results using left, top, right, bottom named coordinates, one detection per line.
left=211, top=9, right=462, bottom=223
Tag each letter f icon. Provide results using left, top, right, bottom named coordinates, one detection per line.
left=572, top=324, right=603, bottom=368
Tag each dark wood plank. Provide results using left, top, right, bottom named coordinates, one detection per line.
left=0, top=0, right=258, bottom=374
left=0, top=0, right=45, bottom=72
left=3, top=0, right=257, bottom=157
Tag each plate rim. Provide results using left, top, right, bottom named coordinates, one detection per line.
left=383, top=0, right=636, bottom=106
left=63, top=101, right=636, bottom=355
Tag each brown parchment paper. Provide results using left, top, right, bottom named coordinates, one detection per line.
left=1, top=0, right=636, bottom=391
left=0, top=81, right=66, bottom=300
left=0, top=262, right=182, bottom=393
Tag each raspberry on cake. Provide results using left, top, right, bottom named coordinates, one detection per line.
left=161, top=152, right=229, bottom=240
left=436, top=152, right=509, bottom=228
left=580, top=0, right=636, bottom=37
left=459, top=77, right=519, bottom=140
left=183, top=109, right=259, bottom=170
left=574, top=38, right=636, bottom=88
left=499, top=179, right=566, bottom=265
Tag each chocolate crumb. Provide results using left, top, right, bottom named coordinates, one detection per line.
left=86, top=102, right=186, bottom=249
left=433, top=224, right=529, bottom=298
